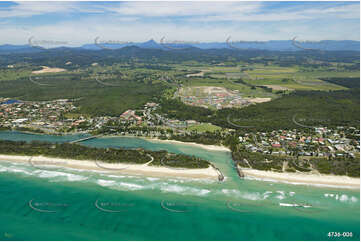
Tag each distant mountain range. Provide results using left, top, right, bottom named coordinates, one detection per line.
left=0, top=39, right=359, bottom=54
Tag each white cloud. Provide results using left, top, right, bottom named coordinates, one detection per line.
left=1, top=14, right=358, bottom=46
left=0, top=1, right=104, bottom=18
left=108, top=2, right=262, bottom=17
left=0, top=1, right=358, bottom=44
left=102, top=2, right=360, bottom=22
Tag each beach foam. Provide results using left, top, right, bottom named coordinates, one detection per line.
left=161, top=184, right=210, bottom=196
left=34, top=170, right=88, bottom=181
left=279, top=203, right=311, bottom=208
left=324, top=193, right=359, bottom=203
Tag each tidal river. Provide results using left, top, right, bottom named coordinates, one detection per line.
left=0, top=131, right=359, bottom=241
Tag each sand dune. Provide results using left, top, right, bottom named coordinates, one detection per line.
left=241, top=167, right=360, bottom=189
left=0, top=154, right=219, bottom=180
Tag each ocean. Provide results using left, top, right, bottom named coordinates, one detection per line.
left=0, top=131, right=359, bottom=241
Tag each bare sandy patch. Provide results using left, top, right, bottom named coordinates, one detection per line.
left=32, top=66, right=66, bottom=74
left=247, top=97, right=272, bottom=103
left=263, top=85, right=294, bottom=91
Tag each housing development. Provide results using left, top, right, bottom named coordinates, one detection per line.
left=1, top=96, right=359, bottom=163
left=0, top=1, right=360, bottom=241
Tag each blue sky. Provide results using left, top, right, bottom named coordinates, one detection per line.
left=0, top=1, right=359, bottom=46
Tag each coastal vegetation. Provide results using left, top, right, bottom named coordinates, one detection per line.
left=231, top=142, right=360, bottom=177
left=159, top=89, right=360, bottom=131
left=0, top=140, right=210, bottom=169
left=0, top=47, right=359, bottom=178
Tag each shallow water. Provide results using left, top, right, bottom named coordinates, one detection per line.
left=0, top=131, right=359, bottom=240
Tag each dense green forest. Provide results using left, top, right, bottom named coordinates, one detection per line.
left=0, top=48, right=359, bottom=118
left=0, top=140, right=210, bottom=169
left=320, top=77, right=360, bottom=89
left=159, top=89, right=360, bottom=131
left=0, top=72, right=167, bottom=116
left=0, top=47, right=359, bottom=68
left=169, top=132, right=223, bottom=145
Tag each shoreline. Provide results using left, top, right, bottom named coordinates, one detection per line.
left=240, top=166, right=360, bottom=189
left=0, top=130, right=230, bottom=152
left=121, top=136, right=231, bottom=152
left=0, top=154, right=219, bottom=180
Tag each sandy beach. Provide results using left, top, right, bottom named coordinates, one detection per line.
left=138, top=137, right=231, bottom=152
left=241, top=167, right=360, bottom=189
left=0, top=154, right=219, bottom=180
left=103, top=135, right=230, bottom=152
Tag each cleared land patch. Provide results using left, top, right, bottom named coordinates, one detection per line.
left=32, top=66, right=66, bottom=74
left=177, top=86, right=271, bottom=109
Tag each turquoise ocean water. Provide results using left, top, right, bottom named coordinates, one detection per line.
left=0, top=131, right=359, bottom=241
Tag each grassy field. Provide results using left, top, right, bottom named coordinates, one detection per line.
left=0, top=68, right=33, bottom=82
left=186, top=123, right=222, bottom=132
left=171, top=62, right=356, bottom=95
left=1, top=59, right=358, bottom=117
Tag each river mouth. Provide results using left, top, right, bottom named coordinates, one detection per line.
left=0, top=131, right=359, bottom=240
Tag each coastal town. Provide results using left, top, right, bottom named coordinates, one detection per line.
left=0, top=97, right=202, bottom=136
left=238, top=127, right=360, bottom=159
left=1, top=97, right=359, bottom=161
left=0, top=2, right=360, bottom=241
